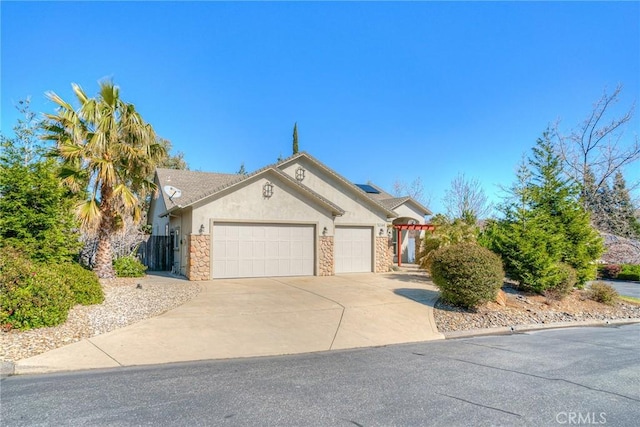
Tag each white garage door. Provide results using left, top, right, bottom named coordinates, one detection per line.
left=212, top=223, right=315, bottom=279
left=335, top=226, right=373, bottom=273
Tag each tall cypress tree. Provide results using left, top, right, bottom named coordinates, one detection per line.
left=292, top=122, right=299, bottom=154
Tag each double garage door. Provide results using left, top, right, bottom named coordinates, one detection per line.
left=212, top=223, right=315, bottom=279
left=212, top=223, right=373, bottom=279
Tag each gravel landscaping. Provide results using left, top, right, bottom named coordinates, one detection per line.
left=434, top=284, right=640, bottom=332
left=2, top=271, right=639, bottom=365
left=0, top=275, right=201, bottom=363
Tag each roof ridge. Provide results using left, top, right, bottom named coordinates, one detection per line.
left=162, top=166, right=345, bottom=216
left=277, top=152, right=397, bottom=218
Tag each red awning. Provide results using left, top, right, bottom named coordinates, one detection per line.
left=393, top=224, right=435, bottom=231
left=392, top=223, right=435, bottom=267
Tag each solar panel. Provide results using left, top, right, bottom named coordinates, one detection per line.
left=355, top=184, right=380, bottom=194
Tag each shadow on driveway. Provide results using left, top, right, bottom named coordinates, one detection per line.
left=386, top=273, right=432, bottom=284
left=393, top=287, right=440, bottom=306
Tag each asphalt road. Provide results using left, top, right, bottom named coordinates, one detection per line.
left=598, top=280, right=640, bottom=298
left=2, top=324, right=639, bottom=426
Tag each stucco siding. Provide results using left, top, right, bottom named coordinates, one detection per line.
left=148, top=191, right=169, bottom=236
left=191, top=175, right=334, bottom=235
left=393, top=203, right=426, bottom=223
left=280, top=160, right=388, bottom=229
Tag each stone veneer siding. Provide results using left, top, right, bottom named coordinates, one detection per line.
left=319, top=236, right=334, bottom=276
left=375, top=236, right=393, bottom=273
left=187, top=234, right=210, bottom=281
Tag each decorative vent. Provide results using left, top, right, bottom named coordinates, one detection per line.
left=263, top=182, right=274, bottom=198
left=295, top=167, right=306, bottom=182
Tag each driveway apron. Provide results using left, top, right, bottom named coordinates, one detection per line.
left=14, top=273, right=443, bottom=375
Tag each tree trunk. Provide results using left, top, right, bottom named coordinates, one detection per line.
left=94, top=228, right=116, bottom=279
left=93, top=188, right=116, bottom=279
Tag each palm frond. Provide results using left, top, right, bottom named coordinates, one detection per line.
left=94, top=158, right=117, bottom=186
left=45, top=91, right=75, bottom=112
left=58, top=138, right=83, bottom=153
left=71, top=83, right=88, bottom=105
left=113, top=183, right=139, bottom=210
left=76, top=199, right=101, bottom=231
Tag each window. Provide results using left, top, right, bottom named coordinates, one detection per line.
left=172, top=228, right=180, bottom=250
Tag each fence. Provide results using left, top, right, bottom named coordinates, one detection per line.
left=138, top=236, right=174, bottom=271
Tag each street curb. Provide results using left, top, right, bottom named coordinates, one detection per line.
left=1, top=360, right=16, bottom=378
left=442, top=318, right=640, bottom=339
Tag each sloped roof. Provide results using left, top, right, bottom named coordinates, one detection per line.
left=276, top=152, right=398, bottom=218
left=155, top=168, right=240, bottom=210
left=156, top=165, right=344, bottom=217
left=356, top=182, right=432, bottom=216
left=378, top=196, right=411, bottom=211
left=154, top=152, right=429, bottom=219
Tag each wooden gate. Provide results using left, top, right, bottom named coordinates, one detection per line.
left=138, top=236, right=174, bottom=271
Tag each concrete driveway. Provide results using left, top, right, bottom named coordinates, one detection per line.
left=14, top=272, right=443, bottom=375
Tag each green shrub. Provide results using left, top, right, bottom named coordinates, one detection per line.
left=598, top=264, right=622, bottom=279
left=0, top=248, right=104, bottom=330
left=0, top=249, right=74, bottom=330
left=617, top=264, right=640, bottom=281
left=54, top=263, right=104, bottom=305
left=545, top=263, right=578, bottom=300
left=113, top=255, right=147, bottom=278
left=419, top=214, right=479, bottom=272
left=616, top=273, right=640, bottom=281
left=589, top=282, right=619, bottom=305
left=430, top=243, right=504, bottom=309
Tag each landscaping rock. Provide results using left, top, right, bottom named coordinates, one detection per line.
left=434, top=287, right=640, bottom=332
left=0, top=277, right=201, bottom=363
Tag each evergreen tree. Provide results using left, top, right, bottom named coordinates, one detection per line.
left=0, top=100, right=81, bottom=262
left=483, top=132, right=603, bottom=291
left=292, top=122, right=299, bottom=154
left=157, top=138, right=188, bottom=171
left=610, top=171, right=640, bottom=238
left=582, top=166, right=610, bottom=232
left=592, top=182, right=613, bottom=232
left=237, top=162, right=247, bottom=176
left=582, top=168, right=640, bottom=238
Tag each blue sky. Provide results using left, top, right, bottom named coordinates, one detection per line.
left=2, top=1, right=638, bottom=215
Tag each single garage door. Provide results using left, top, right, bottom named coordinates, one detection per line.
left=335, top=226, right=373, bottom=273
left=212, top=223, right=315, bottom=279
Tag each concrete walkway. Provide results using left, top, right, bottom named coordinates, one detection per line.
left=13, top=271, right=443, bottom=375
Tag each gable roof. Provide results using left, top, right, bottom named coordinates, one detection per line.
left=355, top=182, right=432, bottom=216
left=155, top=168, right=240, bottom=211
left=276, top=152, right=398, bottom=218
left=153, top=152, right=429, bottom=219
left=156, top=165, right=345, bottom=217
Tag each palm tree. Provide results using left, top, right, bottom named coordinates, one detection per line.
left=42, top=81, right=166, bottom=278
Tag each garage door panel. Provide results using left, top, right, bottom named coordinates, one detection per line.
left=278, top=241, right=290, bottom=257
left=213, top=223, right=314, bottom=279
left=335, top=227, right=372, bottom=273
left=252, top=260, right=265, bottom=276
left=227, top=241, right=239, bottom=257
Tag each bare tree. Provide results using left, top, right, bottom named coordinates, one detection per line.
left=554, top=85, right=639, bottom=202
left=392, top=177, right=431, bottom=206
left=443, top=173, right=493, bottom=220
